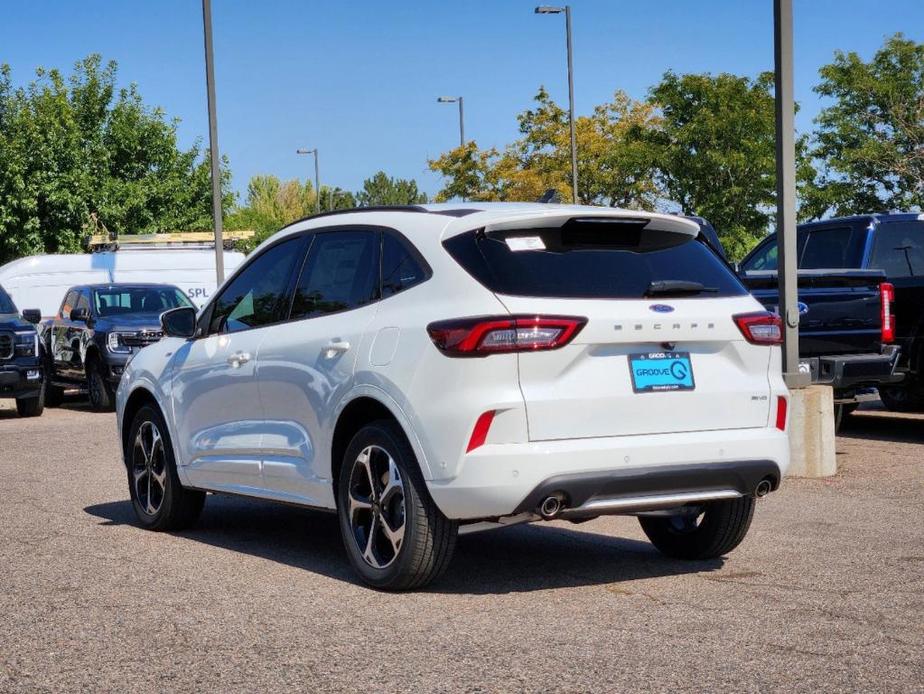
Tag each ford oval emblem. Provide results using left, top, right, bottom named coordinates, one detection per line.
left=798, top=301, right=809, bottom=315
left=649, top=304, right=675, bottom=314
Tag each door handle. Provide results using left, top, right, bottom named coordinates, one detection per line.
left=226, top=351, right=252, bottom=368
left=325, top=340, right=351, bottom=356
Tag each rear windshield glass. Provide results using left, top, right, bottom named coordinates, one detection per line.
left=443, top=220, right=746, bottom=299
left=94, top=286, right=193, bottom=316
left=0, top=287, right=16, bottom=313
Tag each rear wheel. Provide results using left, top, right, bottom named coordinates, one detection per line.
left=337, top=420, right=457, bottom=590
left=639, top=496, right=756, bottom=560
left=16, top=384, right=44, bottom=417
left=879, top=383, right=924, bottom=413
left=87, top=359, right=114, bottom=411
left=127, top=405, right=205, bottom=531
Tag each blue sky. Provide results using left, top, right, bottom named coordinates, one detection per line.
left=2, top=1, right=922, bottom=202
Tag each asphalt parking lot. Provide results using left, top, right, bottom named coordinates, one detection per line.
left=1, top=401, right=922, bottom=693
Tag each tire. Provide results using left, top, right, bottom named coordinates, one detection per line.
left=639, top=495, right=756, bottom=560
left=44, top=383, right=64, bottom=407
left=337, top=419, right=457, bottom=590
left=87, top=359, right=114, bottom=411
left=879, top=384, right=924, bottom=413
left=126, top=404, right=205, bottom=531
left=16, top=384, right=44, bottom=417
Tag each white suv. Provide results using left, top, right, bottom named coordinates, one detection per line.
left=116, top=203, right=789, bottom=590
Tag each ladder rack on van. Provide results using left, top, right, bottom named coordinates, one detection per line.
left=87, top=230, right=255, bottom=252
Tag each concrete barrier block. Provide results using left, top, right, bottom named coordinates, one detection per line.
left=786, top=384, right=837, bottom=478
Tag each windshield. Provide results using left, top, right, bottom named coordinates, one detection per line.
left=444, top=221, right=746, bottom=299
left=93, top=286, right=194, bottom=317
left=0, top=286, right=16, bottom=314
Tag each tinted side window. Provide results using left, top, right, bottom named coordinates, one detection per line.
left=76, top=291, right=90, bottom=311
left=870, top=221, right=924, bottom=278
left=210, top=236, right=302, bottom=334
left=382, top=233, right=426, bottom=298
left=798, top=226, right=856, bottom=268
left=61, top=290, right=78, bottom=318
left=290, top=231, right=378, bottom=320
left=742, top=239, right=778, bottom=271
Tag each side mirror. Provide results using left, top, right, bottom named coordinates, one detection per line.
left=69, top=307, right=90, bottom=322
left=161, top=306, right=198, bottom=339
left=21, top=309, right=41, bottom=324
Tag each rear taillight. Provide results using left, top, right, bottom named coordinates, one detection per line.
left=880, top=282, right=895, bottom=344
left=775, top=396, right=788, bottom=431
left=733, top=311, right=783, bottom=345
left=427, top=315, right=586, bottom=356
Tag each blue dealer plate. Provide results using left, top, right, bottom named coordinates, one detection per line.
left=629, top=352, right=695, bottom=393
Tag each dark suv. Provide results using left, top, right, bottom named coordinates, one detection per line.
left=0, top=284, right=45, bottom=417
left=41, top=284, right=195, bottom=410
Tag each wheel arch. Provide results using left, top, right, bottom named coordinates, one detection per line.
left=331, top=390, right=433, bottom=495
left=120, top=386, right=162, bottom=468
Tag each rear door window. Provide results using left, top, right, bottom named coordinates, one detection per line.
left=290, top=230, right=379, bottom=320
left=443, top=220, right=746, bottom=299
left=741, top=239, right=778, bottom=271
left=870, top=221, right=924, bottom=278
left=381, top=233, right=427, bottom=298
left=799, top=226, right=858, bottom=268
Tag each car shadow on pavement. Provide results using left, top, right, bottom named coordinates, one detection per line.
left=85, top=494, right=722, bottom=593
left=839, top=410, right=924, bottom=444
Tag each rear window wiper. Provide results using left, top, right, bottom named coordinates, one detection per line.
left=645, top=280, right=718, bottom=297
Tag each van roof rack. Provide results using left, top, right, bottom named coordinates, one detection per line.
left=87, top=230, right=255, bottom=252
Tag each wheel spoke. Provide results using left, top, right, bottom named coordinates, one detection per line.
left=380, top=457, right=403, bottom=505
left=380, top=514, right=404, bottom=554
left=362, top=514, right=381, bottom=568
left=349, top=490, right=372, bottom=516
left=145, top=471, right=155, bottom=514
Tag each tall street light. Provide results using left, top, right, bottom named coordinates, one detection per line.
left=296, top=148, right=320, bottom=214
left=437, top=96, right=465, bottom=148
left=202, top=0, right=224, bottom=283
left=535, top=5, right=577, bottom=204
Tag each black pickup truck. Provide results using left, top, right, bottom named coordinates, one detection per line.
left=739, top=214, right=917, bottom=415
left=0, top=284, right=45, bottom=417
left=41, top=283, right=195, bottom=411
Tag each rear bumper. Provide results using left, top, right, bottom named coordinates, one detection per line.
left=427, top=427, right=789, bottom=520
left=804, top=345, right=902, bottom=394
left=0, top=364, right=43, bottom=399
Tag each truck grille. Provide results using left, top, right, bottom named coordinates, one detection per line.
left=0, top=332, right=12, bottom=360
left=122, top=330, right=164, bottom=347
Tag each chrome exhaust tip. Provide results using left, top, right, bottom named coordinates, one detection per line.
left=538, top=495, right=564, bottom=519
left=755, top=479, right=773, bottom=497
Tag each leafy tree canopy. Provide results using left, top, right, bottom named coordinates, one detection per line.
left=356, top=171, right=427, bottom=206
left=0, top=55, right=232, bottom=265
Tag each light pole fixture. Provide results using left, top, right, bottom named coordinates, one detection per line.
left=296, top=148, right=320, bottom=214
left=202, top=0, right=224, bottom=282
left=535, top=5, right=578, bottom=204
left=437, top=96, right=465, bottom=148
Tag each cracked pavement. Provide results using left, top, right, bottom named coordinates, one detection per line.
left=1, top=400, right=922, bottom=692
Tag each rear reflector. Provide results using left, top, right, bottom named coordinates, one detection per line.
left=428, top=315, right=586, bottom=356
left=880, top=282, right=895, bottom=344
left=775, top=396, right=787, bottom=431
left=466, top=410, right=496, bottom=452
left=733, top=311, right=783, bottom=345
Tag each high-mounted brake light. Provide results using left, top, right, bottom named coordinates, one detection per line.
left=880, top=282, right=895, bottom=344
left=427, top=315, right=586, bottom=356
left=733, top=311, right=783, bottom=346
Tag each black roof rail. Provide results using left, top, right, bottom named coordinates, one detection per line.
left=283, top=205, right=429, bottom=228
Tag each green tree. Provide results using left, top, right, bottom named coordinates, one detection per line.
left=806, top=33, right=924, bottom=218
left=429, top=87, right=660, bottom=207
left=0, top=55, right=232, bottom=265
left=356, top=171, right=427, bottom=206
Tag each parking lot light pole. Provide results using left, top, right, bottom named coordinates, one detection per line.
left=202, top=0, right=224, bottom=283
left=296, top=148, right=320, bottom=214
left=535, top=5, right=578, bottom=204
left=773, top=0, right=808, bottom=388
left=437, top=96, right=465, bottom=148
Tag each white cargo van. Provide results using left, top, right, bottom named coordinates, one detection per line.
left=0, top=249, right=244, bottom=318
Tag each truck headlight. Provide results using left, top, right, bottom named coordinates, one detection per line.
left=14, top=332, right=37, bottom=357
left=107, top=332, right=133, bottom=354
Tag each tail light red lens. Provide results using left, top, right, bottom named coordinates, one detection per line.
left=775, top=396, right=787, bottom=431
left=880, top=282, right=895, bottom=344
left=427, top=315, right=586, bottom=356
left=733, top=311, right=783, bottom=345
left=466, top=410, right=496, bottom=452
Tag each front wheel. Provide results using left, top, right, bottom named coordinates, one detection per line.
left=16, top=385, right=44, bottom=417
left=639, top=495, right=756, bottom=560
left=127, top=405, right=205, bottom=531
left=87, top=360, right=114, bottom=411
left=337, top=420, right=457, bottom=590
